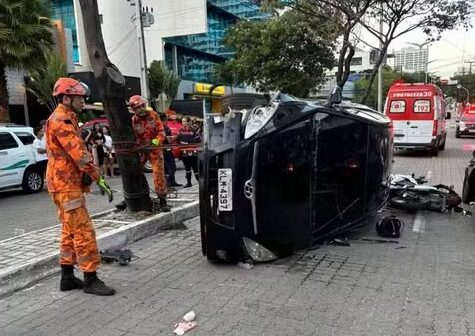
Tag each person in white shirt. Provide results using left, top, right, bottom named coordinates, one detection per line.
left=102, top=126, right=115, bottom=176
left=33, top=128, right=48, bottom=178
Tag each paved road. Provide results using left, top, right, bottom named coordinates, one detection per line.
left=0, top=162, right=190, bottom=241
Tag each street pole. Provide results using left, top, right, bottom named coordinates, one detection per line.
left=377, top=7, right=383, bottom=113
left=134, top=0, right=149, bottom=100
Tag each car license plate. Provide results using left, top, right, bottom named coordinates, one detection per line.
left=218, top=168, right=233, bottom=211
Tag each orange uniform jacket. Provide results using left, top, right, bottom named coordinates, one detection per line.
left=45, top=104, right=99, bottom=192
left=131, top=109, right=166, bottom=146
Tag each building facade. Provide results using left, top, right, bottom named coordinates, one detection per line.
left=393, top=47, right=429, bottom=73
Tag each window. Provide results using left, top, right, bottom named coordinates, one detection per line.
left=0, top=132, right=19, bottom=150
left=389, top=100, right=405, bottom=113
left=14, top=132, right=35, bottom=145
left=414, top=100, right=430, bottom=113
left=350, top=57, right=363, bottom=66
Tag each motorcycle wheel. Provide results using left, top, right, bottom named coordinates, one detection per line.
left=389, top=196, right=431, bottom=211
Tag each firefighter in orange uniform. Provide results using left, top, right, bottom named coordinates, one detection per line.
left=129, top=95, right=171, bottom=211
left=46, top=77, right=115, bottom=296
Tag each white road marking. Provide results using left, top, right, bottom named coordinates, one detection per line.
left=413, top=212, right=426, bottom=233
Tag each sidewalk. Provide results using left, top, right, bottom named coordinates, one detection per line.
left=0, top=186, right=199, bottom=297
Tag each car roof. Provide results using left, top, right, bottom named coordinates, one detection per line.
left=0, top=124, right=34, bottom=132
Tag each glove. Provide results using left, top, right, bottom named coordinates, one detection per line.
left=151, top=139, right=160, bottom=146
left=97, top=175, right=113, bottom=202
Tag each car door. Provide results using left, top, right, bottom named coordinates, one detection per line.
left=0, top=132, right=24, bottom=188
left=407, top=98, right=433, bottom=144
left=387, top=99, right=408, bottom=144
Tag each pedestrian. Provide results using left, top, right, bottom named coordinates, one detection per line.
left=46, top=77, right=115, bottom=296
left=102, top=126, right=115, bottom=176
left=90, top=123, right=106, bottom=174
left=129, top=95, right=171, bottom=212
left=32, top=127, right=48, bottom=181
left=159, top=112, right=182, bottom=188
left=177, top=116, right=200, bottom=188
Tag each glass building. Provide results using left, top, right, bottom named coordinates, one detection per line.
left=164, top=0, right=268, bottom=83
left=51, top=0, right=80, bottom=64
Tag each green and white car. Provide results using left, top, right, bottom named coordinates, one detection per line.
left=0, top=124, right=44, bottom=193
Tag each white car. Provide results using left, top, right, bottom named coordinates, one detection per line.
left=0, top=124, right=44, bottom=193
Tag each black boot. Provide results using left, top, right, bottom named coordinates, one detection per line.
left=184, top=172, right=192, bottom=188
left=60, top=265, right=84, bottom=291
left=158, top=195, right=171, bottom=212
left=194, top=173, right=199, bottom=182
left=83, top=272, right=115, bottom=296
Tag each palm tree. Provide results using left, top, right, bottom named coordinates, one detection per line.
left=0, top=0, right=54, bottom=122
left=25, top=52, right=67, bottom=114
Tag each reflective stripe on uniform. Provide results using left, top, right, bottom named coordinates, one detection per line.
left=63, top=198, right=84, bottom=211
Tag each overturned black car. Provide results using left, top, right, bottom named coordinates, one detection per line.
left=199, top=91, right=393, bottom=263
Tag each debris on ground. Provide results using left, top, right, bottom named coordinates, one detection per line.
left=237, top=261, right=254, bottom=270
left=183, top=311, right=196, bottom=322
left=173, top=311, right=197, bottom=335
left=100, top=248, right=133, bottom=266
left=328, top=238, right=350, bottom=246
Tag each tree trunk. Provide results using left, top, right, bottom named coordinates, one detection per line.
left=0, top=65, right=10, bottom=123
left=359, top=46, right=388, bottom=105
left=78, top=0, right=152, bottom=213
left=336, top=27, right=354, bottom=89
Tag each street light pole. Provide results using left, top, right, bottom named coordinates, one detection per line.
left=406, top=41, right=430, bottom=82
left=457, top=84, right=470, bottom=105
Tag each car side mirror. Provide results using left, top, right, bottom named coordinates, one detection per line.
left=326, top=86, right=342, bottom=107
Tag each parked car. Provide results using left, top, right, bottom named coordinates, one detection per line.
left=0, top=124, right=44, bottom=193
left=385, top=83, right=447, bottom=156
left=456, top=112, right=475, bottom=138
left=199, top=92, right=393, bottom=263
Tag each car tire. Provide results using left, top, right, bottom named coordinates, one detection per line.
left=220, top=93, right=268, bottom=114
left=22, top=168, right=44, bottom=193
left=431, top=142, right=439, bottom=156
left=144, top=160, right=152, bottom=173
left=456, top=130, right=460, bottom=138
left=439, top=135, right=446, bottom=150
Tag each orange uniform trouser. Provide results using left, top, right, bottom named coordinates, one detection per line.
left=51, top=191, right=100, bottom=273
left=143, top=149, right=167, bottom=197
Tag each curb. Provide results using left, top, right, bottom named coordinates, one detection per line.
left=0, top=201, right=199, bottom=298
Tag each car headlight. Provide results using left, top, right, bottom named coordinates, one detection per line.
left=243, top=237, right=277, bottom=262
left=244, top=103, right=278, bottom=139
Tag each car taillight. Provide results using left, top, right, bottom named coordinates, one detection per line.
left=432, top=121, right=438, bottom=136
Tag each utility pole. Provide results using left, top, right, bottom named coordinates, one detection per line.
left=465, top=60, right=475, bottom=74
left=129, top=0, right=150, bottom=100
left=377, top=6, right=383, bottom=113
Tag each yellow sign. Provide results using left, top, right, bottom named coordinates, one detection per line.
left=194, top=83, right=225, bottom=96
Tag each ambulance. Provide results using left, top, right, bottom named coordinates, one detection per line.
left=385, top=83, right=447, bottom=156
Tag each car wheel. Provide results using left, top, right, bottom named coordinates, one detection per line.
left=456, top=130, right=461, bottom=138
left=22, top=168, right=44, bottom=193
left=144, top=160, right=152, bottom=173
left=220, top=93, right=268, bottom=114
left=431, top=142, right=439, bottom=156
left=439, top=135, right=446, bottom=150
